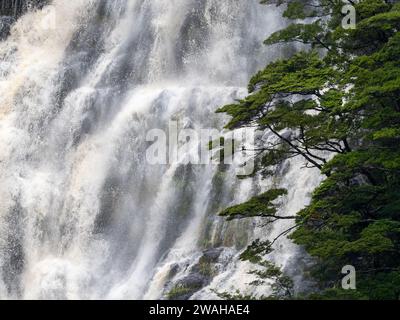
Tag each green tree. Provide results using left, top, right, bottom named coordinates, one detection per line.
left=218, top=0, right=400, bottom=299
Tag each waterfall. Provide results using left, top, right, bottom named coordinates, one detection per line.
left=0, top=0, right=322, bottom=300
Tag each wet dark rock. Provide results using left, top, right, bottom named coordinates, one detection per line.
left=0, top=16, right=14, bottom=40
left=168, top=264, right=180, bottom=279
left=168, top=274, right=208, bottom=300
left=201, top=248, right=223, bottom=263
left=0, top=0, right=48, bottom=18
left=178, top=273, right=206, bottom=289
left=167, top=248, right=223, bottom=300
left=0, top=0, right=48, bottom=40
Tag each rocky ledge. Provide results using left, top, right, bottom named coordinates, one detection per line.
left=0, top=0, right=48, bottom=40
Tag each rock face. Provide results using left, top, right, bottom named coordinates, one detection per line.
left=167, top=248, right=223, bottom=300
left=0, top=16, right=14, bottom=40
left=0, top=0, right=48, bottom=18
left=0, top=0, right=48, bottom=39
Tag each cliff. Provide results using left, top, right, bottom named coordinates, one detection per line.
left=0, top=0, right=48, bottom=18
left=0, top=0, right=48, bottom=40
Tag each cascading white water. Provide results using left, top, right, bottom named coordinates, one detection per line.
left=0, top=0, right=322, bottom=300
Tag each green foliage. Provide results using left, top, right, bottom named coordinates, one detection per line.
left=248, top=260, right=294, bottom=299
left=197, top=258, right=217, bottom=277
left=265, top=22, right=324, bottom=46
left=167, top=284, right=199, bottom=300
left=214, top=257, right=294, bottom=300
left=219, top=188, right=287, bottom=221
left=212, top=289, right=256, bottom=300
left=218, top=0, right=400, bottom=300
left=239, top=239, right=274, bottom=263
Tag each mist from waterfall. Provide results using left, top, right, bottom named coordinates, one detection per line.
left=0, top=0, right=322, bottom=299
